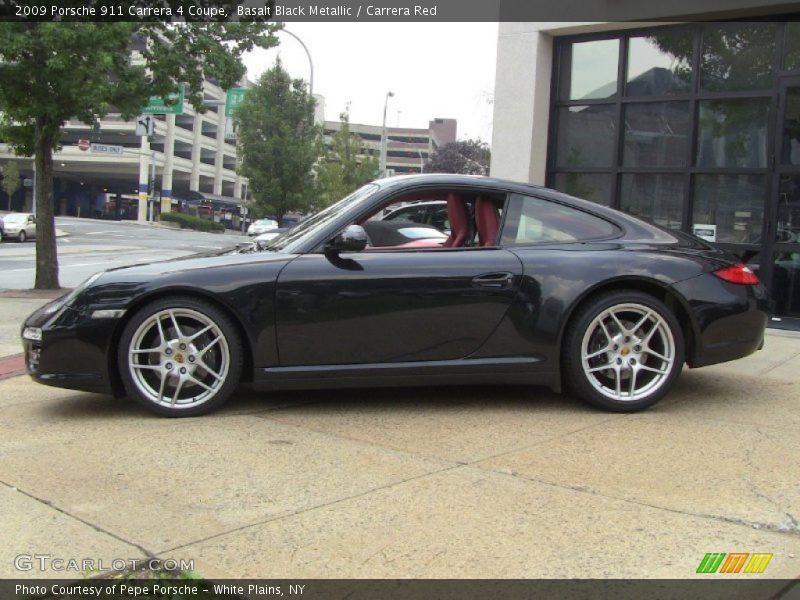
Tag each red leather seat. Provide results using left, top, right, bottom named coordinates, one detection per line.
left=443, top=193, right=470, bottom=248
left=475, top=196, right=500, bottom=246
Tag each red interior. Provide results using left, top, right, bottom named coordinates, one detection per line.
left=443, top=193, right=470, bottom=248
left=475, top=196, right=500, bottom=246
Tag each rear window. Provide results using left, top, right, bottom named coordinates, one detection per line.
left=500, top=194, right=620, bottom=245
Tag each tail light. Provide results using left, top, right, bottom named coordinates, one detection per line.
left=713, top=263, right=760, bottom=285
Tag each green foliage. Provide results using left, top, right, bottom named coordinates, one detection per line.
left=424, top=139, right=490, bottom=175
left=313, top=111, right=378, bottom=210
left=0, top=17, right=280, bottom=288
left=1, top=161, right=21, bottom=200
left=235, top=60, right=319, bottom=222
left=160, top=211, right=225, bottom=233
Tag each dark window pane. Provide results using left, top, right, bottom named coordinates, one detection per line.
left=626, top=32, right=693, bottom=96
left=555, top=106, right=617, bottom=168
left=776, top=175, right=800, bottom=243
left=559, top=39, right=619, bottom=100
left=500, top=194, right=620, bottom=245
left=620, top=174, right=684, bottom=230
left=697, top=99, right=769, bottom=168
left=782, top=88, right=800, bottom=166
left=623, top=102, right=690, bottom=168
left=772, top=251, right=800, bottom=318
left=783, top=22, right=800, bottom=71
left=553, top=173, right=613, bottom=206
left=692, top=174, right=766, bottom=244
left=700, top=24, right=776, bottom=92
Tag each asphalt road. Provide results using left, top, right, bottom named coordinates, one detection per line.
left=0, top=217, right=243, bottom=290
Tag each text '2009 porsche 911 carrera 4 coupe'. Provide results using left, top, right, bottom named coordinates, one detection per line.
left=22, top=175, right=768, bottom=416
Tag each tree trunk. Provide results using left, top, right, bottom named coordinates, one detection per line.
left=34, top=118, right=60, bottom=290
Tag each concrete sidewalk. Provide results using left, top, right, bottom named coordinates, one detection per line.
left=0, top=292, right=798, bottom=580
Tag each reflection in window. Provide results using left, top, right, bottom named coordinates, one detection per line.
left=553, top=173, right=613, bottom=206
left=626, top=33, right=692, bottom=96
left=555, top=106, right=616, bottom=168
left=623, top=102, right=690, bottom=168
left=692, top=174, right=766, bottom=244
left=697, top=99, right=769, bottom=168
left=772, top=251, right=800, bottom=318
left=559, top=39, right=619, bottom=100
left=782, top=88, right=800, bottom=166
left=620, top=174, right=684, bottom=230
left=784, top=23, right=800, bottom=71
left=700, top=24, right=776, bottom=92
left=776, top=175, right=800, bottom=244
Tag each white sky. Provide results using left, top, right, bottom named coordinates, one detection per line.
left=242, top=23, right=498, bottom=143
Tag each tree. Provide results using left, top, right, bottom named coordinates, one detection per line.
left=235, top=61, right=318, bottom=224
left=425, top=139, right=491, bottom=175
left=1, top=161, right=20, bottom=210
left=0, top=16, right=279, bottom=289
left=313, top=111, right=378, bottom=210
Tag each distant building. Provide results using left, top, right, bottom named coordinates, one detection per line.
left=322, top=117, right=457, bottom=175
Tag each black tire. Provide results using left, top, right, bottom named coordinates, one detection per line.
left=18, top=230, right=26, bottom=243
left=118, top=296, right=243, bottom=417
left=562, top=290, right=685, bottom=412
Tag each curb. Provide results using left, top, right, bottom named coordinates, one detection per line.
left=0, top=354, right=25, bottom=381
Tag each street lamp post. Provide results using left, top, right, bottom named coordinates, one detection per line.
left=379, top=91, right=394, bottom=177
left=279, top=29, right=314, bottom=95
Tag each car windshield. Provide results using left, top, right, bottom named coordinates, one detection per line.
left=3, top=214, right=27, bottom=223
left=260, top=183, right=379, bottom=253
left=255, top=219, right=274, bottom=225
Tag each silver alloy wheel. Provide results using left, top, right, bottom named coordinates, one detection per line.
left=580, top=302, right=675, bottom=402
left=127, top=308, right=230, bottom=410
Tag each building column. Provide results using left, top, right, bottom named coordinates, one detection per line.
left=137, top=135, right=150, bottom=222
left=490, top=24, right=553, bottom=184
left=234, top=176, right=242, bottom=199
left=161, top=113, right=176, bottom=213
left=190, top=113, right=202, bottom=191
left=213, top=110, right=225, bottom=195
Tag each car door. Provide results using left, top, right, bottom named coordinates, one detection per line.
left=27, top=215, right=36, bottom=238
left=274, top=248, right=523, bottom=366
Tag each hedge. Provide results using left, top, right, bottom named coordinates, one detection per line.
left=159, top=212, right=225, bottom=233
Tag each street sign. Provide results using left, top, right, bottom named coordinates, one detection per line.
left=89, top=143, right=124, bottom=156
left=135, top=114, right=155, bottom=137
left=78, top=139, right=90, bottom=151
left=142, top=85, right=185, bottom=115
left=225, top=88, right=247, bottom=117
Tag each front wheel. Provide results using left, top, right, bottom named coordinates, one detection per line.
left=563, top=291, right=684, bottom=412
left=118, top=297, right=243, bottom=417
left=18, top=230, right=26, bottom=243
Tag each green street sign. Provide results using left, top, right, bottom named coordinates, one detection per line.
left=225, top=88, right=247, bottom=117
left=142, top=85, right=185, bottom=115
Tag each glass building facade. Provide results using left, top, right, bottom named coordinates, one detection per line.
left=548, top=22, right=800, bottom=327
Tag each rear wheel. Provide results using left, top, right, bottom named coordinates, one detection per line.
left=563, top=291, right=684, bottom=412
left=118, top=297, right=243, bottom=417
left=18, top=230, right=26, bottom=243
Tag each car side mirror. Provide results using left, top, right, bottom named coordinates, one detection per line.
left=326, top=224, right=368, bottom=255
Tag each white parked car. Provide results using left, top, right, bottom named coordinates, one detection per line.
left=1, top=212, right=36, bottom=242
left=247, top=218, right=279, bottom=236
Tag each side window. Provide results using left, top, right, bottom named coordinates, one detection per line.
left=500, top=194, right=620, bottom=245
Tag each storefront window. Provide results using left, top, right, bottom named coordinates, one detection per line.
left=623, top=102, right=690, bottom=168
left=700, top=24, right=776, bottom=92
left=781, top=88, right=800, bottom=166
left=784, top=23, right=800, bottom=71
left=626, top=32, right=693, bottom=96
left=555, top=106, right=617, bottom=168
left=620, top=174, right=684, bottom=230
left=696, top=99, right=769, bottom=168
left=692, top=174, right=766, bottom=244
left=776, top=175, right=800, bottom=244
left=553, top=173, right=613, bottom=206
left=559, top=39, right=619, bottom=101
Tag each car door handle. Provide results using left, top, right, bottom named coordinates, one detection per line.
left=472, top=272, right=515, bottom=288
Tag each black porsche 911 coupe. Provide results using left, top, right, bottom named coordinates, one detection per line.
left=22, top=174, right=768, bottom=416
